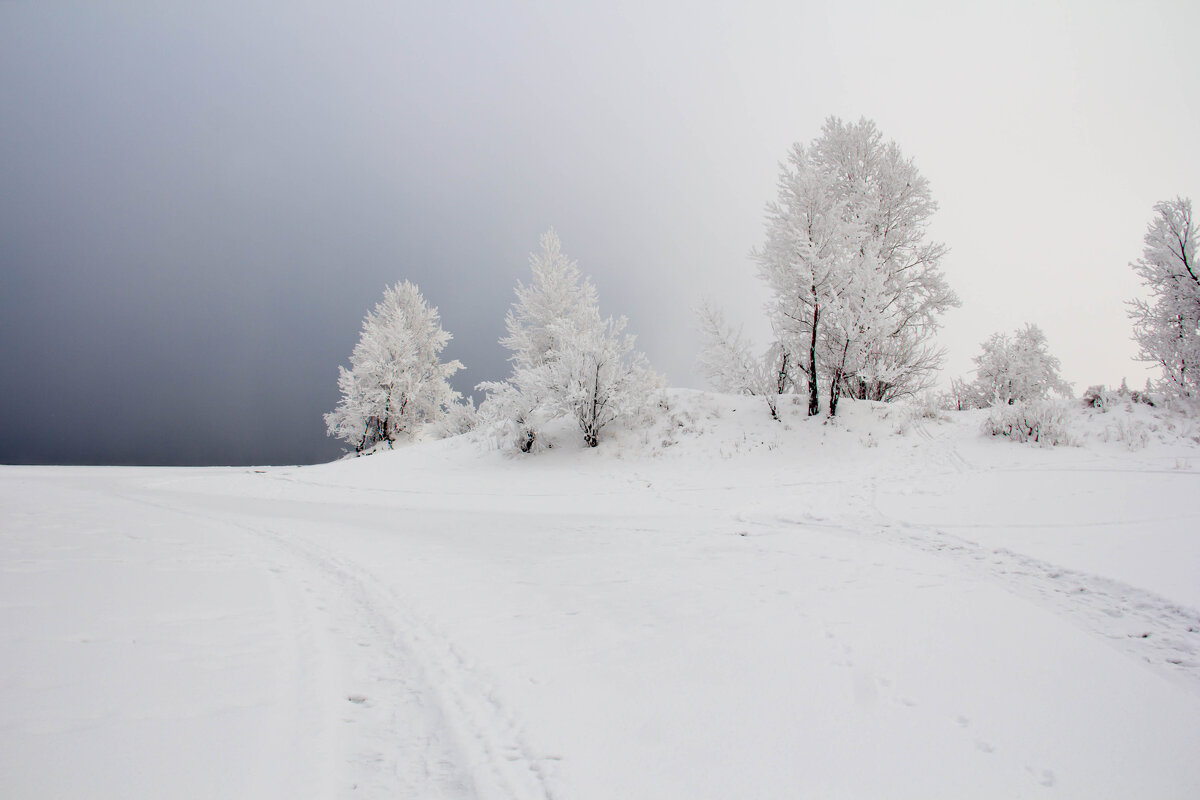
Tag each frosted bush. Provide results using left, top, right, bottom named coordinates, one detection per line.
left=907, top=392, right=949, bottom=422
left=1082, top=384, right=1118, bottom=411
left=982, top=400, right=1074, bottom=446
left=1102, top=417, right=1151, bottom=450
left=436, top=397, right=478, bottom=438
left=1082, top=380, right=1158, bottom=412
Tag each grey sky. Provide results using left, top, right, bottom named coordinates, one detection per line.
left=2, top=1, right=1197, bottom=465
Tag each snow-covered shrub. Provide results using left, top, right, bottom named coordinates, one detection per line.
left=982, top=400, right=1075, bottom=446
left=436, top=397, right=478, bottom=438
left=1102, top=416, right=1152, bottom=450
left=971, top=324, right=1072, bottom=406
left=476, top=379, right=547, bottom=453
left=1088, top=398, right=1200, bottom=450
left=1082, top=380, right=1158, bottom=412
left=907, top=392, right=949, bottom=422
left=1081, top=384, right=1114, bottom=410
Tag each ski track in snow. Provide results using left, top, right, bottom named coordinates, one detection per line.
left=739, top=423, right=1200, bottom=694
left=120, top=488, right=556, bottom=800
left=782, top=510, right=1200, bottom=693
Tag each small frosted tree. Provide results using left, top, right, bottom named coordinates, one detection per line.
left=479, top=230, right=661, bottom=450
left=547, top=312, right=660, bottom=447
left=1128, top=198, right=1200, bottom=401
left=325, top=281, right=464, bottom=453
left=971, top=324, right=1071, bottom=406
left=696, top=302, right=794, bottom=418
left=477, top=229, right=596, bottom=452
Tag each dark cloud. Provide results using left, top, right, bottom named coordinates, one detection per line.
left=3, top=2, right=1198, bottom=464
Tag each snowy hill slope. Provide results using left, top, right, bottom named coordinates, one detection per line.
left=2, top=390, right=1199, bottom=798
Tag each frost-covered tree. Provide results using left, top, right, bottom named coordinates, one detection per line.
left=1128, top=198, right=1200, bottom=401
left=945, top=375, right=986, bottom=411
left=543, top=312, right=659, bottom=447
left=696, top=302, right=794, bottom=418
left=499, top=229, right=599, bottom=375
left=325, top=281, right=464, bottom=453
left=971, top=324, right=1072, bottom=406
left=479, top=230, right=661, bottom=450
left=753, top=140, right=848, bottom=416
left=477, top=229, right=596, bottom=452
left=751, top=117, right=957, bottom=417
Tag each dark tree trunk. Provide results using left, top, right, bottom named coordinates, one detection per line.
left=807, top=298, right=820, bottom=416
left=582, top=361, right=602, bottom=447
left=766, top=349, right=790, bottom=421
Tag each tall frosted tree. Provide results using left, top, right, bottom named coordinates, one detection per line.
left=746, top=117, right=958, bottom=416
left=479, top=230, right=661, bottom=450
left=325, top=281, right=464, bottom=453
left=753, top=141, right=849, bottom=415
left=1128, top=198, right=1200, bottom=401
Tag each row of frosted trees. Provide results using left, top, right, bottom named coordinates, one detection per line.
left=326, top=116, right=1199, bottom=454
left=323, top=231, right=661, bottom=454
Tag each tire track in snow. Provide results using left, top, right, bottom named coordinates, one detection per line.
left=119, top=487, right=557, bottom=800
left=247, top=524, right=560, bottom=800
left=910, top=419, right=970, bottom=474
left=250, top=524, right=481, bottom=799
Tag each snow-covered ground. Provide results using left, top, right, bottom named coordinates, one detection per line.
left=3, top=391, right=1199, bottom=798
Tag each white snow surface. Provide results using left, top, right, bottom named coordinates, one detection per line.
left=3, top=390, right=1200, bottom=798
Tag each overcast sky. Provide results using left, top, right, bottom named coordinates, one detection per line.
left=2, top=1, right=1197, bottom=465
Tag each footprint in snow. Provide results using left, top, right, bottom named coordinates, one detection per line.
left=1025, top=766, right=1057, bottom=788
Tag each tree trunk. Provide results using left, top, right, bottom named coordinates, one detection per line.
left=807, top=298, right=820, bottom=416
left=766, top=350, right=789, bottom=421
left=584, top=361, right=602, bottom=447
left=829, top=341, right=850, bottom=417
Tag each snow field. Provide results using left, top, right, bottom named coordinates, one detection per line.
left=2, top=391, right=1200, bottom=797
